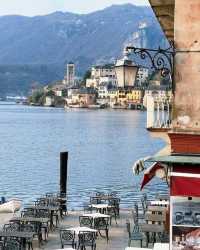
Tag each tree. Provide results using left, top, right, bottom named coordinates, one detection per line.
left=46, top=90, right=55, bottom=97
left=83, top=70, right=91, bottom=84
left=28, top=90, right=44, bottom=104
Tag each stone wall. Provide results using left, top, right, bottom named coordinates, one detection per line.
left=173, top=0, right=200, bottom=133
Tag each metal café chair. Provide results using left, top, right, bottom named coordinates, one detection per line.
left=44, top=200, right=60, bottom=226
left=22, top=222, right=42, bottom=247
left=83, top=202, right=93, bottom=213
left=21, top=208, right=35, bottom=218
left=131, top=209, right=139, bottom=225
left=34, top=198, right=47, bottom=206
left=133, top=203, right=145, bottom=222
left=35, top=209, right=51, bottom=240
left=90, top=197, right=99, bottom=205
left=60, top=229, right=76, bottom=249
left=79, top=216, right=93, bottom=228
left=108, top=198, right=120, bottom=217
left=3, top=223, right=20, bottom=232
left=58, top=192, right=66, bottom=198
left=77, top=231, right=96, bottom=250
left=3, top=223, right=24, bottom=249
left=126, top=220, right=144, bottom=247
left=141, top=193, right=148, bottom=215
left=90, top=191, right=105, bottom=205
left=107, top=206, right=117, bottom=225
left=21, top=224, right=34, bottom=250
left=57, top=192, right=68, bottom=216
left=4, top=239, right=21, bottom=250
left=52, top=206, right=60, bottom=227
left=95, top=191, right=104, bottom=197
left=48, top=198, right=59, bottom=207
left=108, top=191, right=117, bottom=197
left=46, top=192, right=56, bottom=197
left=94, top=217, right=109, bottom=242
left=0, top=241, right=3, bottom=250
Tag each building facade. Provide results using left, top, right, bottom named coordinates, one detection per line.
left=91, top=65, right=116, bottom=79
left=86, top=64, right=117, bottom=89
left=126, top=88, right=144, bottom=104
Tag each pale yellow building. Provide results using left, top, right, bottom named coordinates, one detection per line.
left=126, top=89, right=143, bottom=104
left=117, top=89, right=127, bottom=105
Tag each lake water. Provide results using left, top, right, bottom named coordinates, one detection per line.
left=0, top=103, right=167, bottom=209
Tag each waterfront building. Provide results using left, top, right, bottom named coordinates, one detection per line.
left=44, top=96, right=54, bottom=107
left=76, top=88, right=96, bottom=107
left=86, top=75, right=117, bottom=89
left=78, top=88, right=96, bottom=106
left=117, top=88, right=127, bottom=106
left=91, top=64, right=116, bottom=79
left=51, top=84, right=67, bottom=97
left=99, top=76, right=117, bottom=86
left=107, top=88, right=118, bottom=106
left=86, top=64, right=117, bottom=88
left=66, top=87, right=96, bottom=107
left=67, top=87, right=79, bottom=98
left=63, top=62, right=75, bottom=86
left=65, top=86, right=80, bottom=105
left=97, top=83, right=109, bottom=99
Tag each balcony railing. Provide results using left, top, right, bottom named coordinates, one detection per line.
left=146, top=96, right=172, bottom=132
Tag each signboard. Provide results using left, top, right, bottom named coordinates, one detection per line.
left=170, top=167, right=200, bottom=250
left=171, top=196, right=200, bottom=250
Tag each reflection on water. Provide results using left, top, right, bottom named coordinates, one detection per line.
left=0, top=104, right=167, bottom=208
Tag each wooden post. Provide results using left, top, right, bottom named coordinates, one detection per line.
left=60, top=152, right=68, bottom=196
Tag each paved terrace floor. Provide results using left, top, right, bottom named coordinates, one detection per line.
left=0, top=209, right=158, bottom=250
left=36, top=209, right=131, bottom=250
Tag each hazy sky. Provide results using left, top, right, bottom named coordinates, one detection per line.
left=0, top=0, right=149, bottom=17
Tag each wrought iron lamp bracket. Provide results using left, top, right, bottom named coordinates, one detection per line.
left=125, top=41, right=176, bottom=78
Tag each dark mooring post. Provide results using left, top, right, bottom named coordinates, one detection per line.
left=60, top=151, right=68, bottom=196
left=60, top=152, right=68, bottom=216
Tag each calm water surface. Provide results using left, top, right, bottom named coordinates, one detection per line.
left=0, top=103, right=167, bottom=209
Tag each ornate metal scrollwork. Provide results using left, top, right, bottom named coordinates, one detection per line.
left=125, top=41, right=175, bottom=78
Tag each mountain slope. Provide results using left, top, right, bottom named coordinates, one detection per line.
left=0, top=4, right=166, bottom=95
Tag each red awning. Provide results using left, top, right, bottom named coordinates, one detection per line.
left=140, top=162, right=167, bottom=190
left=171, top=173, right=200, bottom=197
